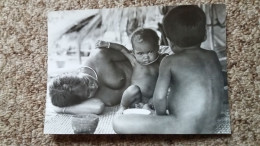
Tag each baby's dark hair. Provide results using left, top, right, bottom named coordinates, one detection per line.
left=130, top=28, right=159, bottom=50
left=163, top=5, right=206, bottom=47
left=49, top=75, right=89, bottom=107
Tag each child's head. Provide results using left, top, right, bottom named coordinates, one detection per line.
left=131, top=28, right=159, bottom=65
left=163, top=5, right=206, bottom=48
left=49, top=73, right=98, bottom=107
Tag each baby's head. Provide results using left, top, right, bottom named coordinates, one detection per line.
left=163, top=5, right=206, bottom=48
left=49, top=73, right=98, bottom=107
left=131, top=28, right=159, bottom=65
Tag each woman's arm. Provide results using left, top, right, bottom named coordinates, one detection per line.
left=53, top=98, right=105, bottom=115
left=96, top=40, right=136, bottom=66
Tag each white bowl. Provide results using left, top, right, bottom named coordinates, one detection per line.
left=123, top=109, right=151, bottom=115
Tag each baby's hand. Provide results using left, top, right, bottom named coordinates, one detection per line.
left=96, top=40, right=110, bottom=49
left=135, top=103, right=144, bottom=109
left=142, top=104, right=155, bottom=115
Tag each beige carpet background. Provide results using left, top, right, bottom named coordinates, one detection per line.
left=0, top=0, right=259, bottom=145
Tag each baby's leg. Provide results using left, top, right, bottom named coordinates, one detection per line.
left=117, top=85, right=142, bottom=113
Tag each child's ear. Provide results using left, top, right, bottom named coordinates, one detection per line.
left=166, top=37, right=172, bottom=47
left=167, top=38, right=174, bottom=49
left=203, top=29, right=207, bottom=41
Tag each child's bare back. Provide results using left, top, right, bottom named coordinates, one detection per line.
left=156, top=48, right=224, bottom=133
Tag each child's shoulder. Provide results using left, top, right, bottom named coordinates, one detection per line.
left=160, top=52, right=189, bottom=66
left=160, top=54, right=178, bottom=64
left=159, top=55, right=179, bottom=69
left=200, top=48, right=218, bottom=57
left=159, top=53, right=168, bottom=60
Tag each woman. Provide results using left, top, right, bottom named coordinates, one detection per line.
left=49, top=48, right=132, bottom=115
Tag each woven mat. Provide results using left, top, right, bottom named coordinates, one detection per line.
left=44, top=104, right=231, bottom=134
left=0, top=0, right=259, bottom=145
left=44, top=106, right=119, bottom=134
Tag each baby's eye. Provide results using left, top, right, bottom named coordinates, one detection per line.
left=137, top=52, right=143, bottom=55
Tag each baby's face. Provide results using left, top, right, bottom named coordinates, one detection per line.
left=133, top=42, right=159, bottom=65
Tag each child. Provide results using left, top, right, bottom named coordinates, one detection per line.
left=113, top=5, right=224, bottom=134
left=96, top=28, right=166, bottom=113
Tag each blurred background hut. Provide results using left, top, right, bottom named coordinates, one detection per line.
left=48, top=5, right=226, bottom=78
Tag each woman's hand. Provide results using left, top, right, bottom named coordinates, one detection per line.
left=96, top=40, right=110, bottom=49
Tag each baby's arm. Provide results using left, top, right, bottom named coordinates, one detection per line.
left=53, top=98, right=105, bottom=115
left=153, top=57, right=171, bottom=115
left=96, top=40, right=136, bottom=65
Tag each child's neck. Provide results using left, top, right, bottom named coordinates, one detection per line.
left=174, top=44, right=201, bottom=53
left=138, top=55, right=160, bottom=66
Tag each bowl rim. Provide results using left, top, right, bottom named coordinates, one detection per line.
left=123, top=108, right=151, bottom=115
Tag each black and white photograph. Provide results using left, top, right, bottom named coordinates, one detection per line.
left=44, top=4, right=231, bottom=134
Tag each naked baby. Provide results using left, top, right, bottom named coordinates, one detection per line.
left=96, top=28, right=166, bottom=113
left=112, top=5, right=225, bottom=134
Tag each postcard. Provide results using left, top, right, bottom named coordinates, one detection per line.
left=44, top=4, right=231, bottom=134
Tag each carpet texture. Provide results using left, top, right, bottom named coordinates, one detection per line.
left=0, top=0, right=259, bottom=145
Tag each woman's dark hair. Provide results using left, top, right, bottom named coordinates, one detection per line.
left=49, top=76, right=89, bottom=107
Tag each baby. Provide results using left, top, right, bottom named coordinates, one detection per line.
left=96, top=28, right=166, bottom=113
